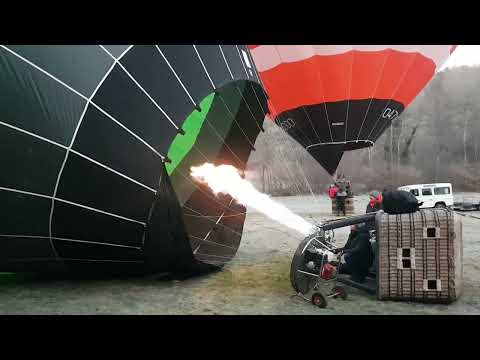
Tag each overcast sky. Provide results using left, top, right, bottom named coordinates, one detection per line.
left=440, top=45, right=480, bottom=71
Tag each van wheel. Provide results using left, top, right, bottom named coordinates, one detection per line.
left=435, top=203, right=446, bottom=208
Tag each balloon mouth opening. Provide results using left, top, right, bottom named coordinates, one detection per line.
left=307, top=140, right=374, bottom=152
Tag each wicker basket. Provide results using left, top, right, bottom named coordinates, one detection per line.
left=376, top=208, right=463, bottom=303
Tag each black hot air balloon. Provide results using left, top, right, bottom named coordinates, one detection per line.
left=0, top=45, right=267, bottom=275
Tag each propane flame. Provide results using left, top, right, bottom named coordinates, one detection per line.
left=190, top=163, right=315, bottom=236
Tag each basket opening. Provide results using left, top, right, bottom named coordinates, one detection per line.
left=427, top=227, right=437, bottom=238
left=427, top=279, right=438, bottom=290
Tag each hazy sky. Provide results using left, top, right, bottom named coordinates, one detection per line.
left=440, top=45, right=480, bottom=71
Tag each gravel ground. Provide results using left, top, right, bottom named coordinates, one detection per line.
left=1, top=193, right=479, bottom=315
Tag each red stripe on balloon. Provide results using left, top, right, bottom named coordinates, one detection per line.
left=257, top=49, right=437, bottom=119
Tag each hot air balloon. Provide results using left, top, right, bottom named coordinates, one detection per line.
left=0, top=45, right=267, bottom=275
left=248, top=45, right=457, bottom=175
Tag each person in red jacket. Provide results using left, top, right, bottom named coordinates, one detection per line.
left=328, top=184, right=339, bottom=199
left=366, top=190, right=383, bottom=213
left=365, top=190, right=383, bottom=230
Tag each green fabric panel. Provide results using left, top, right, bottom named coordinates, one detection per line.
left=165, top=93, right=215, bottom=175
left=168, top=83, right=246, bottom=205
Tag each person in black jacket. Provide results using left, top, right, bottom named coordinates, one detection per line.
left=336, top=189, right=347, bottom=216
left=336, top=223, right=373, bottom=283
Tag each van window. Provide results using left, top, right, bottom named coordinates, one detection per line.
left=410, top=189, right=419, bottom=196
left=434, top=187, right=450, bottom=195
left=422, top=188, right=433, bottom=196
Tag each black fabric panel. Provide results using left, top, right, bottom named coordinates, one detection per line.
left=213, top=206, right=246, bottom=250
left=247, top=82, right=268, bottom=116
left=218, top=224, right=244, bottom=251
left=0, top=125, right=66, bottom=195
left=92, top=64, right=177, bottom=156
left=182, top=213, right=216, bottom=239
left=205, top=233, right=241, bottom=256
left=0, top=236, right=54, bottom=262
left=183, top=187, right=229, bottom=237
left=288, top=118, right=313, bottom=147
left=230, top=84, right=262, bottom=150
left=325, top=101, right=349, bottom=142
left=217, top=82, right=258, bottom=153
left=277, top=99, right=404, bottom=147
left=216, top=119, right=257, bottom=167
left=52, top=240, right=143, bottom=261
left=0, top=191, right=51, bottom=235
left=72, top=106, right=163, bottom=190
left=144, top=165, right=195, bottom=273
left=220, top=45, right=247, bottom=80
left=7, top=45, right=113, bottom=97
left=307, top=146, right=344, bottom=176
left=188, top=220, right=240, bottom=264
left=276, top=112, right=316, bottom=148
left=236, top=45, right=258, bottom=81
left=345, top=99, right=373, bottom=141
left=52, top=201, right=144, bottom=247
left=195, top=254, right=232, bottom=265
left=220, top=202, right=246, bottom=237
left=195, top=45, right=233, bottom=89
left=119, top=45, right=193, bottom=128
left=356, top=99, right=404, bottom=140
left=56, top=152, right=155, bottom=222
left=355, top=100, right=388, bottom=140
left=184, top=199, right=245, bottom=242
left=0, top=49, right=87, bottom=146
left=102, top=45, right=131, bottom=59
left=187, top=236, right=202, bottom=255
left=242, top=82, right=266, bottom=125
left=195, top=235, right=237, bottom=260
left=157, top=45, right=213, bottom=107
left=301, top=105, right=333, bottom=143
left=183, top=189, right=234, bottom=264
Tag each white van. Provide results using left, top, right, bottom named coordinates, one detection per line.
left=397, top=183, right=454, bottom=209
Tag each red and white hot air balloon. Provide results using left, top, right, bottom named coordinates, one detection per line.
left=249, top=45, right=457, bottom=175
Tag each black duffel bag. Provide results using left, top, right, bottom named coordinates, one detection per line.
left=382, top=190, right=423, bottom=214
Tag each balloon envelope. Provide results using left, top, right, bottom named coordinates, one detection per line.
left=249, top=45, right=457, bottom=175
left=0, top=45, right=267, bottom=275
